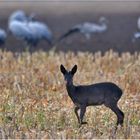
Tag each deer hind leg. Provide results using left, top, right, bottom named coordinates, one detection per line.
left=109, top=104, right=124, bottom=126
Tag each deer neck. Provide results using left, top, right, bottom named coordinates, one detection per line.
left=66, top=82, right=76, bottom=100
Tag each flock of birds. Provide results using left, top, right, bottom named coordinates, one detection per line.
left=0, top=10, right=140, bottom=49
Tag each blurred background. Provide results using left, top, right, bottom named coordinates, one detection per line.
left=0, top=0, right=140, bottom=53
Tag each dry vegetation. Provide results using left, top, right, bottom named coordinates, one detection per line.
left=0, top=49, right=140, bottom=139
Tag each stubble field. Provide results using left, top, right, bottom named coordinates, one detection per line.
left=0, top=49, right=140, bottom=139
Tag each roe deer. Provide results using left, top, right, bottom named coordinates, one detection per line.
left=60, top=64, right=124, bottom=127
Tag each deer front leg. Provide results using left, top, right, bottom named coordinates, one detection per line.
left=79, top=104, right=87, bottom=127
left=74, top=106, right=80, bottom=123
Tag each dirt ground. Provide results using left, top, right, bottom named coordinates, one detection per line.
left=0, top=1, right=140, bottom=54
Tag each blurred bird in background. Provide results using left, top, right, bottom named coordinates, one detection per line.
left=132, top=17, right=140, bottom=42
left=56, top=17, right=108, bottom=45
left=27, top=19, right=53, bottom=46
left=0, top=28, right=7, bottom=46
left=8, top=10, right=53, bottom=47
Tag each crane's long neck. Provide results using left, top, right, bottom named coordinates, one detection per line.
left=99, top=23, right=107, bottom=31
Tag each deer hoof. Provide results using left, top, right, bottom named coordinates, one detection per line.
left=81, top=121, right=88, bottom=124
left=78, top=122, right=88, bottom=128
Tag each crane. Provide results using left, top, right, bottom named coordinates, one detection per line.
left=8, top=10, right=53, bottom=47
left=56, top=17, right=108, bottom=43
left=0, top=28, right=7, bottom=46
left=132, top=17, right=140, bottom=42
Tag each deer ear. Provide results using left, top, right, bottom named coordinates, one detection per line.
left=71, top=65, right=77, bottom=75
left=60, top=64, right=67, bottom=75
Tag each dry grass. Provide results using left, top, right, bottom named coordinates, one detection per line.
left=0, top=49, right=140, bottom=139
